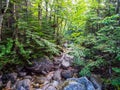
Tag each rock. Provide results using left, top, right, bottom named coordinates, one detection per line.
left=24, top=76, right=32, bottom=80
left=33, top=83, right=40, bottom=88
left=16, top=66, right=24, bottom=72
left=52, top=81, right=59, bottom=87
left=26, top=57, right=54, bottom=74
left=46, top=71, right=54, bottom=81
left=42, top=84, right=56, bottom=90
left=35, top=89, right=42, bottom=90
left=0, top=75, right=3, bottom=87
left=18, top=72, right=27, bottom=77
left=64, top=82, right=85, bottom=90
left=18, top=86, right=26, bottom=90
left=5, top=81, right=11, bottom=90
left=34, top=76, right=48, bottom=84
left=9, top=73, right=17, bottom=83
left=61, top=70, right=73, bottom=79
left=54, top=53, right=73, bottom=68
left=62, top=77, right=96, bottom=90
left=62, top=53, right=73, bottom=68
left=53, top=69, right=62, bottom=81
left=62, top=60, right=71, bottom=68
left=90, top=74, right=102, bottom=90
left=42, top=84, right=49, bottom=90
left=16, top=79, right=31, bottom=90
left=2, top=73, right=17, bottom=84
left=47, top=86, right=56, bottom=90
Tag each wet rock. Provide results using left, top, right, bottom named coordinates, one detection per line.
left=26, top=57, right=54, bottom=74
left=53, top=69, right=62, bottom=81
left=16, top=79, right=31, bottom=90
left=61, top=70, right=73, bottom=79
left=62, top=77, right=96, bottom=90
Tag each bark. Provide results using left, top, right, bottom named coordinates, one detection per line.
left=38, top=1, right=42, bottom=27
left=116, top=0, right=120, bottom=25
left=45, top=0, right=48, bottom=22
left=0, top=0, right=10, bottom=41
left=0, top=15, right=3, bottom=41
left=13, top=3, right=18, bottom=39
left=116, top=0, right=120, bottom=14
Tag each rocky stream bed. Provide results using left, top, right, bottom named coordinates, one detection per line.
left=0, top=51, right=102, bottom=90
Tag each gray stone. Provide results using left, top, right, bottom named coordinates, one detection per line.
left=6, top=72, right=17, bottom=83
left=18, top=72, right=27, bottom=77
left=61, top=70, right=73, bottom=79
left=16, top=79, right=31, bottom=90
left=24, top=75, right=32, bottom=80
left=26, top=57, right=54, bottom=74
left=53, top=69, right=62, bottom=81
left=35, top=89, right=42, bottom=90
left=63, top=77, right=96, bottom=90
left=46, top=86, right=56, bottom=90
left=64, top=83, right=85, bottom=90
left=52, top=80, right=59, bottom=87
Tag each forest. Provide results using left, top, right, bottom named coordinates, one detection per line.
left=0, top=0, right=120, bottom=90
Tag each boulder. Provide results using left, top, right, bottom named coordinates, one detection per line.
left=26, top=57, right=54, bottom=74
left=62, top=77, right=96, bottom=90
left=16, top=79, right=31, bottom=90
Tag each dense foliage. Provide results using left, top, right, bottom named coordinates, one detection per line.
left=0, top=0, right=120, bottom=89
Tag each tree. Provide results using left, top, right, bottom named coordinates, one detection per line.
left=0, top=0, right=10, bottom=41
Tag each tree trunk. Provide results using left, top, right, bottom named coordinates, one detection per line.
left=0, top=15, right=3, bottom=41
left=45, top=0, right=48, bottom=22
left=116, top=0, right=120, bottom=14
left=0, top=0, right=10, bottom=41
left=38, top=1, right=42, bottom=27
